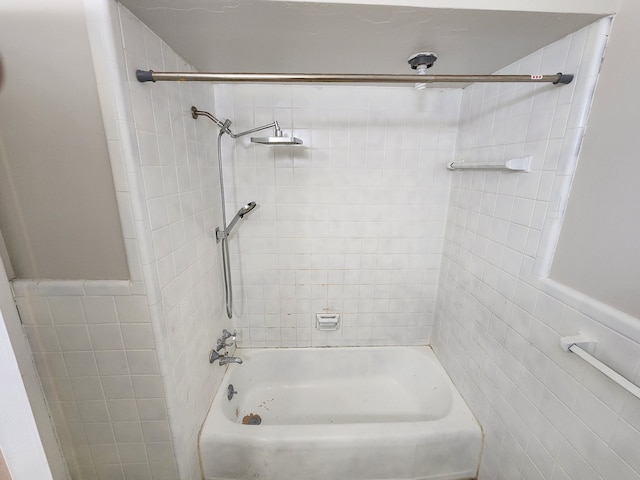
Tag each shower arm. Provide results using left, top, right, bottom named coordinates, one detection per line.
left=191, top=107, right=279, bottom=139
left=231, top=121, right=280, bottom=139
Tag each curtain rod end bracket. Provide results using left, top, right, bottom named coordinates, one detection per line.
left=554, top=72, right=574, bottom=85
left=136, top=70, right=155, bottom=83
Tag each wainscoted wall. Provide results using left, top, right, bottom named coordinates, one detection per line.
left=213, top=84, right=462, bottom=347
left=13, top=280, right=170, bottom=480
left=434, top=18, right=640, bottom=480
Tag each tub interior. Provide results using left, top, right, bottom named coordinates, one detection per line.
left=222, top=347, right=453, bottom=425
left=233, top=376, right=444, bottom=425
left=200, top=346, right=482, bottom=480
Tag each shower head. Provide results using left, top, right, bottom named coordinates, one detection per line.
left=251, top=121, right=303, bottom=145
left=251, top=135, right=303, bottom=145
left=224, top=201, right=258, bottom=238
left=237, top=202, right=257, bottom=218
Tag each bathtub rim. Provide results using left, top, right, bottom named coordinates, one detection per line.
left=200, top=344, right=482, bottom=434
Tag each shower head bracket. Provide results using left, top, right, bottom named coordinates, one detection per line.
left=214, top=227, right=225, bottom=243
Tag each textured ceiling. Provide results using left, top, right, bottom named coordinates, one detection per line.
left=119, top=0, right=604, bottom=78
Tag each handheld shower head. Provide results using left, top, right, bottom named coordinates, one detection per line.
left=237, top=202, right=257, bottom=218
left=223, top=201, right=258, bottom=239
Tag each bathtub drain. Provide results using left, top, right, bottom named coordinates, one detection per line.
left=242, top=413, right=262, bottom=425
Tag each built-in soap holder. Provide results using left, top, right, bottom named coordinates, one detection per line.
left=316, top=313, right=340, bottom=331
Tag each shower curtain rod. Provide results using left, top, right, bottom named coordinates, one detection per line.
left=135, top=70, right=574, bottom=85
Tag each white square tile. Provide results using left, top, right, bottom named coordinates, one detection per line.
left=115, top=296, right=151, bottom=323
left=101, top=376, right=135, bottom=400
left=126, top=351, right=160, bottom=375
left=90, top=443, right=121, bottom=466
left=64, top=351, right=99, bottom=377
left=141, top=421, right=172, bottom=442
left=84, top=422, right=116, bottom=445
left=71, top=377, right=105, bottom=401
left=78, top=400, right=111, bottom=423
left=131, top=375, right=164, bottom=399
left=95, top=351, right=130, bottom=376
left=15, top=297, right=52, bottom=325
left=49, top=297, right=86, bottom=324
left=136, top=399, right=168, bottom=421
left=88, top=325, right=125, bottom=351
left=121, top=324, right=156, bottom=350
left=117, top=443, right=148, bottom=465
left=82, top=297, right=120, bottom=324
left=113, top=421, right=144, bottom=444
left=107, top=399, right=139, bottom=422
left=57, top=325, right=92, bottom=351
left=24, top=325, right=61, bottom=352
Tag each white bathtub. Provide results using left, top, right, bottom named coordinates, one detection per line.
left=199, top=346, right=482, bottom=480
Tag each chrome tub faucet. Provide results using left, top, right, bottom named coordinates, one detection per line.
left=210, top=329, right=242, bottom=365
left=209, top=350, right=243, bottom=365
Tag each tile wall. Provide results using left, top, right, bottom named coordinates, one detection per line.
left=98, top=3, right=228, bottom=478
left=45, top=1, right=230, bottom=478
left=214, top=84, right=462, bottom=347
left=14, top=280, right=173, bottom=480
left=433, top=18, right=640, bottom=480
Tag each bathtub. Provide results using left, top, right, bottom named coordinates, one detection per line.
left=199, top=346, right=482, bottom=480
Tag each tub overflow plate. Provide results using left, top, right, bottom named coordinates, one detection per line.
left=227, top=384, right=238, bottom=401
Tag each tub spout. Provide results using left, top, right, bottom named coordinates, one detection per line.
left=209, top=349, right=243, bottom=365
left=219, top=356, right=243, bottom=365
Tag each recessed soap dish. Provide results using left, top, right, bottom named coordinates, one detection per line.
left=316, top=313, right=340, bottom=331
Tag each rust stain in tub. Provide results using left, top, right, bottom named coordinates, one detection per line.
left=242, top=413, right=262, bottom=425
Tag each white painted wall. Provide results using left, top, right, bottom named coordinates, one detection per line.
left=0, top=258, right=53, bottom=480
left=551, top=0, right=640, bottom=319
left=0, top=0, right=128, bottom=280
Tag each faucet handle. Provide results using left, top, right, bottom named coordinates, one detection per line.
left=209, top=349, right=223, bottom=364
left=222, top=329, right=236, bottom=340
left=216, top=329, right=236, bottom=351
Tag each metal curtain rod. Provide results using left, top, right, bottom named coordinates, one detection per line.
left=135, top=70, right=574, bottom=85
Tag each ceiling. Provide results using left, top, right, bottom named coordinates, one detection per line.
left=118, top=0, right=605, bottom=80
